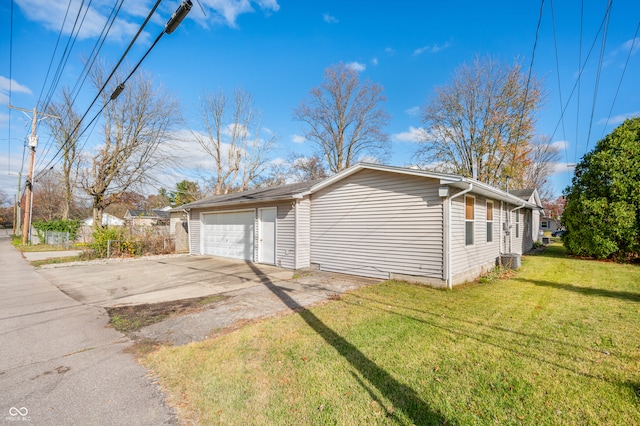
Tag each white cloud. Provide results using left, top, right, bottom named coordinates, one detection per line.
left=391, top=126, right=425, bottom=143
left=413, top=41, right=451, bottom=56
left=551, top=140, right=569, bottom=151
left=346, top=61, right=366, bottom=72
left=323, top=13, right=338, bottom=24
left=15, top=0, right=146, bottom=41
left=622, top=37, right=640, bottom=55
left=597, top=111, right=640, bottom=126
left=371, top=57, right=379, bottom=66
left=0, top=76, right=32, bottom=95
left=384, top=47, right=395, bottom=55
left=291, top=134, right=306, bottom=144
left=197, top=0, right=280, bottom=28
left=405, top=106, right=420, bottom=117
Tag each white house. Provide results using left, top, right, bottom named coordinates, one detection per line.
left=174, top=163, right=542, bottom=288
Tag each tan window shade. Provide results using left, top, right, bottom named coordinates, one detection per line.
left=465, top=197, right=474, bottom=220
left=486, top=202, right=493, bottom=221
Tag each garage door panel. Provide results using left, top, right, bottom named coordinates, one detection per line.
left=202, top=211, right=255, bottom=261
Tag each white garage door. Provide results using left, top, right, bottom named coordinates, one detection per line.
left=202, top=211, right=255, bottom=260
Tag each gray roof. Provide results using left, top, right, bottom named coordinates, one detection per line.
left=176, top=180, right=321, bottom=210
left=126, top=209, right=170, bottom=219
left=509, top=189, right=536, bottom=200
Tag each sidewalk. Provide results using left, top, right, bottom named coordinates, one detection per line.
left=0, top=236, right=175, bottom=425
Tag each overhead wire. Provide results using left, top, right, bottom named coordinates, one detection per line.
left=34, top=0, right=186, bottom=180
left=8, top=0, right=14, bottom=174
left=35, top=0, right=125, bottom=170
left=574, top=0, right=584, bottom=164
left=546, top=10, right=608, bottom=145
left=34, top=0, right=164, bottom=178
left=33, top=0, right=91, bottom=171
left=514, top=0, right=544, bottom=148
left=583, top=0, right=612, bottom=154
left=599, top=20, right=640, bottom=138
left=549, top=0, right=570, bottom=167
left=34, top=0, right=74, bottom=112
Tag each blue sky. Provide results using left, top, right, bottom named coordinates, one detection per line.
left=1, top=0, right=639, bottom=200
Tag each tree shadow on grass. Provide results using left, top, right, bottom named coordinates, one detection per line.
left=245, top=262, right=449, bottom=425
left=513, top=278, right=640, bottom=302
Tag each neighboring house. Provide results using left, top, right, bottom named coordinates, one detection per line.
left=81, top=213, right=125, bottom=227
left=175, top=163, right=543, bottom=288
left=509, top=188, right=544, bottom=242
left=124, top=208, right=171, bottom=227
left=540, top=217, right=560, bottom=232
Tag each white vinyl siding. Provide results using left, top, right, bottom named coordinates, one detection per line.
left=276, top=202, right=295, bottom=269
left=295, top=198, right=311, bottom=269
left=189, top=211, right=201, bottom=255
left=311, top=169, right=444, bottom=280
left=451, top=194, right=500, bottom=281
left=189, top=201, right=300, bottom=267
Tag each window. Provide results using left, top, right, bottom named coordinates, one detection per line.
left=465, top=196, right=475, bottom=246
left=486, top=201, right=494, bottom=243
left=541, top=221, right=548, bottom=229
left=515, top=210, right=520, bottom=238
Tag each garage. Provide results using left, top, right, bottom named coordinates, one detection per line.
left=201, top=210, right=255, bottom=261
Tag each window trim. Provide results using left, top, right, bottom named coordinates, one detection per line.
left=465, top=195, right=475, bottom=246
left=515, top=209, right=520, bottom=238
left=486, top=200, right=494, bottom=243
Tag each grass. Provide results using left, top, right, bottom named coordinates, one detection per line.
left=143, top=244, right=640, bottom=425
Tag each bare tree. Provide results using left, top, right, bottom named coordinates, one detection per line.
left=260, top=153, right=328, bottom=188
left=294, top=63, right=391, bottom=173
left=194, top=88, right=275, bottom=195
left=46, top=87, right=82, bottom=220
left=416, top=55, right=544, bottom=187
left=523, top=135, right=561, bottom=199
left=32, top=169, right=65, bottom=220
left=80, top=66, right=180, bottom=227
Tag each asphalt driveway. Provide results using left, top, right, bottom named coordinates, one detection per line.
left=35, top=254, right=378, bottom=345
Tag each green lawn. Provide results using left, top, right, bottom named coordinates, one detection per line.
left=143, top=245, right=640, bottom=425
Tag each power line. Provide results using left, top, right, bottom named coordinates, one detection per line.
left=583, top=0, right=612, bottom=154
left=34, top=0, right=74, bottom=112
left=574, top=0, right=584, bottom=164
left=34, top=0, right=193, bottom=180
left=549, top=0, right=569, bottom=166
left=547, top=9, right=609, bottom=145
left=34, top=0, right=165, bottom=176
left=514, top=0, right=544, bottom=146
left=35, top=0, right=125, bottom=171
left=599, top=20, right=640, bottom=137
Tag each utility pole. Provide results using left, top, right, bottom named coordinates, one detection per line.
left=7, top=105, right=60, bottom=245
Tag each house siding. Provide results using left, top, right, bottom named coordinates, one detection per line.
left=189, top=210, right=201, bottom=255
left=295, top=197, right=311, bottom=269
left=450, top=194, right=501, bottom=284
left=310, top=169, right=444, bottom=280
left=188, top=201, right=297, bottom=266
left=276, top=201, right=296, bottom=269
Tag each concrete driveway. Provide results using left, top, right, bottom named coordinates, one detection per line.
left=35, top=254, right=378, bottom=345
left=36, top=255, right=295, bottom=307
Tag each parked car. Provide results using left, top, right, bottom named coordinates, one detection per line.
left=551, top=229, right=565, bottom=237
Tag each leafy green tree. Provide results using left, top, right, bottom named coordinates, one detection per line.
left=168, top=180, right=201, bottom=206
left=562, top=117, right=640, bottom=260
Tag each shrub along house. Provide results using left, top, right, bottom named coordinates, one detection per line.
left=175, top=163, right=542, bottom=288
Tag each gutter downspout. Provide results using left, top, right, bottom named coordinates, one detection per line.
left=508, top=204, right=526, bottom=253
left=446, top=183, right=473, bottom=290
left=183, top=208, right=191, bottom=255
